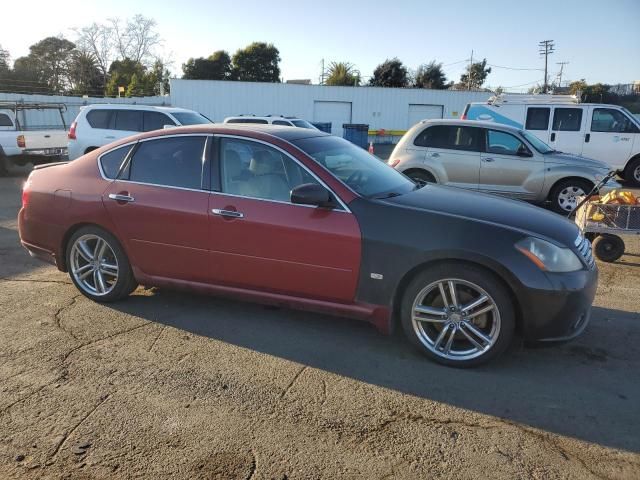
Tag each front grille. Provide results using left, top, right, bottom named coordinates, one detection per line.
left=574, top=234, right=595, bottom=269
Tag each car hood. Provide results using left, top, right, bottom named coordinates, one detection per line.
left=545, top=152, right=610, bottom=170
left=383, top=184, right=580, bottom=247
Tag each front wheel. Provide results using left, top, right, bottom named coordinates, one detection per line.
left=66, top=226, right=137, bottom=302
left=549, top=179, right=593, bottom=214
left=625, top=157, right=640, bottom=188
left=400, top=263, right=515, bottom=367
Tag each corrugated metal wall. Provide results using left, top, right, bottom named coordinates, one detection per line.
left=170, top=79, right=493, bottom=132
left=0, top=93, right=170, bottom=130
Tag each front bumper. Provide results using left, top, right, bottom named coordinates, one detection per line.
left=518, top=266, right=598, bottom=342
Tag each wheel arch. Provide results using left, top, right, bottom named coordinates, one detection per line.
left=547, top=176, right=595, bottom=201
left=84, top=146, right=99, bottom=155
left=390, top=257, right=524, bottom=335
left=59, top=222, right=120, bottom=272
left=623, top=153, right=640, bottom=178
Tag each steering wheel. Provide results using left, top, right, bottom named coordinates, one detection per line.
left=346, top=170, right=366, bottom=188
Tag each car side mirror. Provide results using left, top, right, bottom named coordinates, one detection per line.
left=517, top=146, right=533, bottom=157
left=291, top=183, right=335, bottom=208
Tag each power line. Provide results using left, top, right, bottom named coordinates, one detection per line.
left=487, top=63, right=544, bottom=71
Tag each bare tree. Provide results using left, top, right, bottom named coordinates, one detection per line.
left=109, top=15, right=161, bottom=66
left=73, top=22, right=115, bottom=86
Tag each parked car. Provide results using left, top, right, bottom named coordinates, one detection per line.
left=19, top=125, right=597, bottom=367
left=67, top=105, right=212, bottom=160
left=389, top=119, right=618, bottom=213
left=463, top=94, right=640, bottom=186
left=0, top=102, right=68, bottom=175
left=223, top=115, right=318, bottom=129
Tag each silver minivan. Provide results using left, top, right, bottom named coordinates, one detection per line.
left=389, top=119, right=619, bottom=213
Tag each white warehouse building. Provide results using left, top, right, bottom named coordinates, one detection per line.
left=170, top=79, right=493, bottom=138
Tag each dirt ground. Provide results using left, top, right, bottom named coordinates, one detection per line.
left=1, top=170, right=639, bottom=479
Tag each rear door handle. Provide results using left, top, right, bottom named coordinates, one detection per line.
left=585, top=133, right=591, bottom=143
left=430, top=152, right=440, bottom=158
left=105, top=135, right=116, bottom=139
left=482, top=157, right=494, bottom=162
left=108, top=193, right=135, bottom=203
left=212, top=208, right=244, bottom=219
left=550, top=132, right=556, bottom=142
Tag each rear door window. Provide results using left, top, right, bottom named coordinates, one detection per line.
left=114, top=110, right=143, bottom=132
left=143, top=111, right=175, bottom=132
left=415, top=125, right=482, bottom=151
left=99, top=145, right=133, bottom=179
left=226, top=118, right=269, bottom=124
left=525, top=107, right=550, bottom=130
left=272, top=120, right=292, bottom=126
left=127, top=136, right=206, bottom=189
left=552, top=108, right=583, bottom=131
left=86, top=109, right=115, bottom=129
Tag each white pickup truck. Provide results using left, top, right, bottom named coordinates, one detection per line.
left=0, top=103, right=68, bottom=175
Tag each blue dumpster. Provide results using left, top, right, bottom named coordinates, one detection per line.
left=342, top=124, right=369, bottom=149
left=311, top=122, right=331, bottom=133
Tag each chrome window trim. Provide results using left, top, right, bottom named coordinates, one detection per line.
left=216, top=134, right=351, bottom=213
left=97, top=140, right=138, bottom=180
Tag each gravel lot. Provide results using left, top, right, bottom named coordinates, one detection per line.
left=1, top=168, right=639, bottom=479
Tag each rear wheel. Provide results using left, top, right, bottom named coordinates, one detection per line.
left=0, top=153, right=8, bottom=176
left=549, top=179, right=593, bottom=214
left=66, top=226, right=137, bottom=302
left=625, top=157, right=640, bottom=187
left=405, top=169, right=436, bottom=185
left=592, top=234, right=625, bottom=263
left=400, top=263, right=515, bottom=367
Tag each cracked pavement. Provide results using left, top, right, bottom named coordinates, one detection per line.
left=1, top=173, right=639, bottom=479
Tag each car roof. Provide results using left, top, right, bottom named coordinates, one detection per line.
left=419, top=118, right=522, bottom=132
left=83, top=104, right=196, bottom=114
left=224, top=115, right=302, bottom=121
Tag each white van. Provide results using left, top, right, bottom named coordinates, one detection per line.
left=463, top=94, right=640, bottom=186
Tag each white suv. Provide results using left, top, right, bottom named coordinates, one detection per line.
left=68, top=105, right=212, bottom=160
left=223, top=115, right=318, bottom=129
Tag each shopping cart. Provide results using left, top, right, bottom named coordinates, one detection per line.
left=571, top=171, right=640, bottom=262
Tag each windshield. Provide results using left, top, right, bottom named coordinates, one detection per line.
left=520, top=130, right=554, bottom=154
left=292, top=136, right=415, bottom=198
left=622, top=107, right=640, bottom=127
left=291, top=119, right=317, bottom=129
left=171, top=112, right=212, bottom=126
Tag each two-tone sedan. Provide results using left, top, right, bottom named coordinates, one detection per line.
left=19, top=125, right=597, bottom=367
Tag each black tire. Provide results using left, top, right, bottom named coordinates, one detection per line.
left=625, top=157, right=640, bottom=188
left=592, top=234, right=625, bottom=263
left=405, top=169, right=436, bottom=184
left=0, top=154, right=8, bottom=176
left=549, top=178, right=593, bottom=214
left=66, top=226, right=137, bottom=302
left=399, top=263, right=515, bottom=367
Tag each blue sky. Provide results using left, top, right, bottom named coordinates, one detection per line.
left=3, top=0, right=640, bottom=91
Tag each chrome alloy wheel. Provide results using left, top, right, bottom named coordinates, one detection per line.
left=557, top=186, right=586, bottom=212
left=69, top=234, right=119, bottom=296
left=411, top=279, right=501, bottom=361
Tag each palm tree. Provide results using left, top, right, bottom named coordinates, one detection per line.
left=324, top=61, right=360, bottom=86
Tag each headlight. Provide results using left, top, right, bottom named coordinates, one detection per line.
left=515, top=237, right=583, bottom=272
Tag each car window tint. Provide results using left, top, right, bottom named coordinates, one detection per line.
left=226, top=118, right=269, bottom=124
left=487, top=130, right=528, bottom=155
left=115, top=110, right=143, bottom=132
left=0, top=113, right=13, bottom=127
left=99, top=145, right=132, bottom=179
left=415, top=125, right=481, bottom=151
left=86, top=110, right=114, bottom=129
left=129, top=136, right=206, bottom=189
left=143, top=111, right=174, bottom=132
left=552, top=108, right=582, bottom=131
left=220, top=138, right=320, bottom=203
left=591, top=108, right=639, bottom=133
left=525, top=108, right=550, bottom=130
left=272, top=120, right=292, bottom=126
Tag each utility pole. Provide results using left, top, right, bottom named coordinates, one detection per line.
left=467, top=50, right=473, bottom=91
left=538, top=40, right=555, bottom=93
left=556, top=61, right=569, bottom=89
left=320, top=58, right=325, bottom=85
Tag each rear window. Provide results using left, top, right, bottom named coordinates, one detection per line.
left=86, top=109, right=114, bottom=129
left=0, top=113, right=13, bottom=127
left=226, top=118, right=269, bottom=124
left=171, top=112, right=211, bottom=126
left=272, top=120, right=292, bottom=126
left=414, top=125, right=482, bottom=151
left=552, top=108, right=583, bottom=132
left=525, top=108, right=550, bottom=130
left=114, top=110, right=143, bottom=132
left=99, top=145, right=132, bottom=179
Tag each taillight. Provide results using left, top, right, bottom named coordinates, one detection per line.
left=17, top=135, right=26, bottom=148
left=68, top=121, right=77, bottom=140
left=22, top=180, right=31, bottom=209
left=460, top=114, right=467, bottom=120
left=388, top=159, right=400, bottom=168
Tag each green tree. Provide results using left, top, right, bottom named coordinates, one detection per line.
left=324, top=61, right=360, bottom=86
left=10, top=55, right=51, bottom=93
left=106, top=58, right=146, bottom=96
left=68, top=51, right=104, bottom=96
left=369, top=58, right=409, bottom=88
left=182, top=50, right=232, bottom=80
left=232, top=42, right=280, bottom=82
left=27, top=36, right=77, bottom=92
left=414, top=61, right=449, bottom=89
left=568, top=79, right=588, bottom=96
left=143, top=59, right=171, bottom=95
left=460, top=58, right=491, bottom=89
left=126, top=73, right=143, bottom=97
left=0, top=45, right=9, bottom=73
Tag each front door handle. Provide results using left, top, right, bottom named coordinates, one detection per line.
left=430, top=152, right=440, bottom=158
left=550, top=132, right=556, bottom=142
left=212, top=208, right=244, bottom=219
left=108, top=193, right=135, bottom=203
left=105, top=135, right=116, bottom=140
left=482, top=157, right=494, bottom=162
